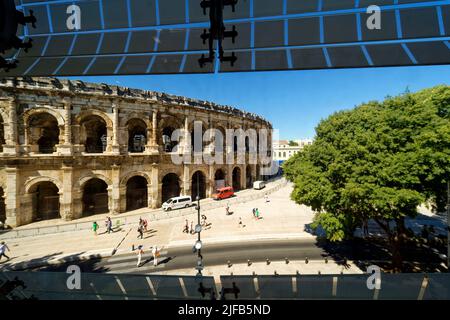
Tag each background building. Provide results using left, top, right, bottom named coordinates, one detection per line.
left=273, top=139, right=313, bottom=161
left=0, top=77, right=272, bottom=227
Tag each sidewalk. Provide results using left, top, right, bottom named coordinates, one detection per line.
left=0, top=177, right=287, bottom=240
left=0, top=182, right=316, bottom=270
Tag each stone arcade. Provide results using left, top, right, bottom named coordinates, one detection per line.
left=0, top=77, right=272, bottom=227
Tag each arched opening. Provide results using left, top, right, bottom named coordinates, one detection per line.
left=162, top=127, right=177, bottom=152
left=191, top=171, right=206, bottom=200
left=214, top=126, right=226, bottom=155
left=128, top=119, right=147, bottom=153
left=126, top=176, right=148, bottom=211
left=82, top=178, right=109, bottom=216
left=232, top=167, right=241, bottom=191
left=246, top=165, right=253, bottom=188
left=0, top=114, right=5, bottom=153
left=161, top=173, right=181, bottom=203
left=0, top=188, right=5, bottom=224
left=245, top=136, right=250, bottom=153
left=233, top=136, right=238, bottom=153
left=81, top=115, right=107, bottom=153
left=29, top=181, right=60, bottom=222
left=28, top=113, right=59, bottom=154
left=190, top=125, right=207, bottom=153
left=214, top=169, right=226, bottom=189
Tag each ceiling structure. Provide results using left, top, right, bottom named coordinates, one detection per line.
left=1, top=0, right=449, bottom=76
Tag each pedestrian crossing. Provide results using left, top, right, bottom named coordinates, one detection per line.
left=98, top=250, right=170, bottom=274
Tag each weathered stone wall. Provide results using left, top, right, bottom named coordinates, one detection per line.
left=0, top=77, right=272, bottom=228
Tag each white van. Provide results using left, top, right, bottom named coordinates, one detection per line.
left=253, top=181, right=266, bottom=190
left=162, top=196, right=192, bottom=211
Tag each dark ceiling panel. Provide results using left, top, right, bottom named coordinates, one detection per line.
left=289, top=17, right=321, bottom=45
left=255, top=50, right=288, bottom=71
left=400, top=7, right=440, bottom=39
left=365, top=43, right=412, bottom=66
left=327, top=46, right=369, bottom=68
left=254, top=20, right=285, bottom=48
left=407, top=41, right=450, bottom=64
left=291, top=48, right=328, bottom=69
left=324, top=14, right=358, bottom=43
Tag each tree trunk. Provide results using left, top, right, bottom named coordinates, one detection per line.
left=374, top=218, right=404, bottom=272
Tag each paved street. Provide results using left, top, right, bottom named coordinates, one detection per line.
left=23, top=238, right=326, bottom=274
left=0, top=181, right=319, bottom=274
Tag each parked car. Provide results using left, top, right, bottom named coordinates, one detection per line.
left=253, top=181, right=266, bottom=190
left=162, top=196, right=192, bottom=211
left=212, top=186, right=234, bottom=200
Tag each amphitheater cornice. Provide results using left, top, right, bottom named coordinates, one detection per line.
left=0, top=77, right=272, bottom=128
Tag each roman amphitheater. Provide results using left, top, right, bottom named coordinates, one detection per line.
left=0, top=77, right=272, bottom=228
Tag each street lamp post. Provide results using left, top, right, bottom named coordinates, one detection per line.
left=193, top=174, right=204, bottom=276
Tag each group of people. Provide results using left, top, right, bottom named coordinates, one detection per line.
left=92, top=216, right=114, bottom=236
left=252, top=208, right=262, bottom=220
left=134, top=244, right=161, bottom=268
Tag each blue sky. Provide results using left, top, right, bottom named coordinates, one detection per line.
left=74, top=65, right=450, bottom=140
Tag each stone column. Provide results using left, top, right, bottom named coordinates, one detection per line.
left=5, top=167, right=19, bottom=227
left=150, top=163, right=160, bottom=208
left=208, top=166, right=215, bottom=197
left=183, top=115, right=190, bottom=154
left=183, top=165, right=190, bottom=197
left=110, top=165, right=121, bottom=214
left=2, top=99, right=18, bottom=155
left=60, top=166, right=74, bottom=221
left=148, top=110, right=159, bottom=153
left=111, top=103, right=120, bottom=154
left=57, top=101, right=73, bottom=155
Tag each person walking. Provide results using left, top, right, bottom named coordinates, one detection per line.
left=190, top=221, right=194, bottom=234
left=183, top=219, right=189, bottom=233
left=255, top=208, right=260, bottom=219
left=137, top=225, right=144, bottom=239
left=0, top=241, right=10, bottom=262
left=136, top=245, right=144, bottom=267
left=252, top=208, right=256, bottom=219
left=92, top=221, right=99, bottom=236
left=106, top=217, right=113, bottom=234
left=143, top=219, right=148, bottom=232
left=152, top=246, right=159, bottom=266
left=264, top=194, right=270, bottom=203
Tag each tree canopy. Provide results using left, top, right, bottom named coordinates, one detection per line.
left=283, top=86, right=450, bottom=269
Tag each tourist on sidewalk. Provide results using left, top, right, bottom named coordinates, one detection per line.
left=264, top=194, right=270, bottom=203
left=106, top=217, right=113, bottom=234
left=0, top=241, right=10, bottom=262
left=143, top=219, right=148, bottom=232
left=255, top=208, right=261, bottom=219
left=152, top=245, right=159, bottom=266
left=183, top=219, right=189, bottom=233
left=136, top=245, right=144, bottom=267
left=92, top=221, right=99, bottom=236
left=190, top=221, right=194, bottom=234
left=137, top=225, right=144, bottom=239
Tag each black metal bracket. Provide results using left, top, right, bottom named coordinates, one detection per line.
left=0, top=0, right=37, bottom=72
left=199, top=0, right=239, bottom=68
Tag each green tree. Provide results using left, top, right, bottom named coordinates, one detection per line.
left=283, top=86, right=450, bottom=271
left=288, top=140, right=299, bottom=146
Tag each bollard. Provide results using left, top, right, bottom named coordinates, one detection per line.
left=266, top=258, right=271, bottom=265
left=305, top=257, right=309, bottom=264
left=285, top=257, right=289, bottom=264
left=247, top=259, right=252, bottom=266
left=274, top=270, right=278, bottom=276
left=325, top=257, right=328, bottom=264
left=318, top=271, right=321, bottom=275
left=227, top=260, right=232, bottom=268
